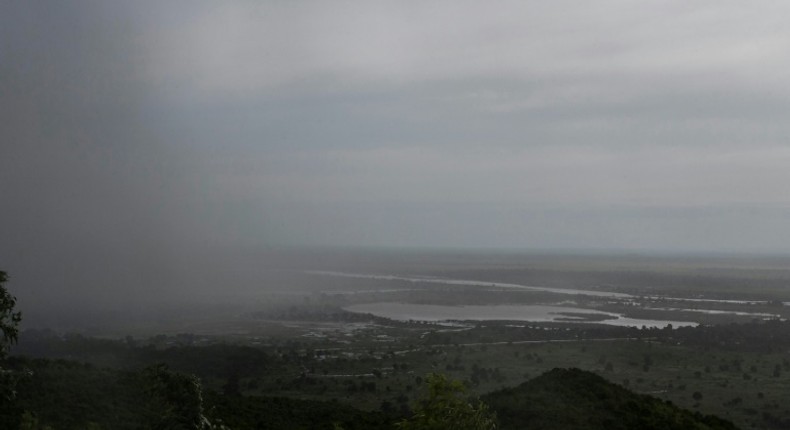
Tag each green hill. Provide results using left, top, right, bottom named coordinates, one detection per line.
left=483, top=368, right=738, bottom=430
left=5, top=355, right=739, bottom=429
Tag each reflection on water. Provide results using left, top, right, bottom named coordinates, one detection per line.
left=344, top=302, right=697, bottom=329
left=644, top=307, right=780, bottom=318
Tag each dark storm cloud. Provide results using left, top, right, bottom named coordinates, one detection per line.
left=0, top=2, right=207, bottom=311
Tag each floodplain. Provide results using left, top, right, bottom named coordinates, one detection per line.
left=13, top=250, right=790, bottom=429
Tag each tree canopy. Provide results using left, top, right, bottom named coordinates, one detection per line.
left=1, top=270, right=23, bottom=427
left=0, top=270, right=21, bottom=357
left=397, top=373, right=497, bottom=430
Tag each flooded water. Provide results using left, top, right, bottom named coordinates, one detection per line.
left=643, top=307, right=780, bottom=318
left=309, top=270, right=775, bottom=307
left=344, top=302, right=697, bottom=328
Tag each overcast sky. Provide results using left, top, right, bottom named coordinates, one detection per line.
left=4, top=1, right=790, bottom=307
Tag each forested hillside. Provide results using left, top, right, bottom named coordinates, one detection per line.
left=484, top=368, right=738, bottom=430
left=3, top=354, right=741, bottom=429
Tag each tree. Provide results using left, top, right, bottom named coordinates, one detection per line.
left=396, top=373, right=497, bottom=430
left=142, top=364, right=222, bottom=430
left=0, top=271, right=22, bottom=359
left=0, top=270, right=24, bottom=427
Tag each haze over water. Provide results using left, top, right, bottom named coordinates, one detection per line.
left=4, top=2, right=790, bottom=326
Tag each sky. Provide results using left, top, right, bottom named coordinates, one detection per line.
left=3, top=1, right=790, bottom=312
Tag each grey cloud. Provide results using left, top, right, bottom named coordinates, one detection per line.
left=4, top=1, right=790, bottom=326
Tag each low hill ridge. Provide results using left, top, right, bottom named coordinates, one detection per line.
left=484, top=368, right=738, bottom=430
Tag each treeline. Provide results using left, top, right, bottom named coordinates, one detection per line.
left=4, top=356, right=393, bottom=430
left=14, top=331, right=277, bottom=381
left=668, top=320, right=790, bottom=352
left=6, top=356, right=739, bottom=430
left=420, top=319, right=790, bottom=353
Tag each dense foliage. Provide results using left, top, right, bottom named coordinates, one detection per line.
left=206, top=393, right=393, bottom=430
left=396, top=373, right=497, bottom=430
left=483, top=368, right=738, bottom=430
left=0, top=270, right=24, bottom=428
left=0, top=271, right=22, bottom=355
left=9, top=352, right=745, bottom=430
left=4, top=356, right=391, bottom=429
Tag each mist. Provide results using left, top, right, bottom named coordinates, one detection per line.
left=3, top=1, right=790, bottom=327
